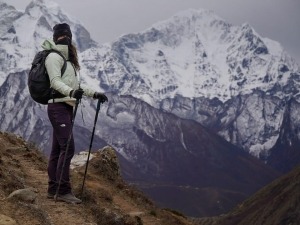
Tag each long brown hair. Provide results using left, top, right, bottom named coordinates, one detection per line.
left=69, top=43, right=80, bottom=71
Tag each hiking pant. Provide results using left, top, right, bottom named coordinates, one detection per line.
left=47, top=102, right=74, bottom=195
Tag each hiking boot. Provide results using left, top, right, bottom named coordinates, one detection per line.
left=55, top=193, right=82, bottom=204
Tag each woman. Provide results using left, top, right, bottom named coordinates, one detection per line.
left=42, top=23, right=107, bottom=203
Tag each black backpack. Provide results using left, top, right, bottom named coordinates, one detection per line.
left=28, top=49, right=67, bottom=104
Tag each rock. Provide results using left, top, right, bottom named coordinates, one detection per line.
left=71, top=151, right=95, bottom=169
left=0, top=214, right=17, bottom=225
left=7, top=187, right=37, bottom=203
left=89, top=146, right=121, bottom=181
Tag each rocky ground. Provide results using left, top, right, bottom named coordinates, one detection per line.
left=0, top=132, right=194, bottom=225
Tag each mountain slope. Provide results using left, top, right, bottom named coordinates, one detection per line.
left=195, top=164, right=300, bottom=225
left=0, top=64, right=280, bottom=216
left=106, top=95, right=280, bottom=216
left=0, top=132, right=195, bottom=225
left=92, top=7, right=300, bottom=164
left=267, top=98, right=300, bottom=172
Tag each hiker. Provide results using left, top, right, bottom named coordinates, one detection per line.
left=43, top=23, right=108, bottom=204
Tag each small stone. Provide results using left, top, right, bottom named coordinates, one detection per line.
left=0, top=214, right=17, bottom=225
left=7, top=187, right=37, bottom=203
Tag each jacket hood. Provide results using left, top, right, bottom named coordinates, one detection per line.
left=41, top=39, right=69, bottom=60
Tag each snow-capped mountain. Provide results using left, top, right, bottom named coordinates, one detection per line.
left=93, top=9, right=300, bottom=167
left=97, top=9, right=299, bottom=103
left=0, top=0, right=96, bottom=84
left=80, top=7, right=300, bottom=165
left=0, top=0, right=299, bottom=216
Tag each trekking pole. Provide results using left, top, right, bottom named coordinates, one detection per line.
left=80, top=98, right=102, bottom=197
left=55, top=98, right=80, bottom=202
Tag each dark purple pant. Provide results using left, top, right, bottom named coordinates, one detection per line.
left=47, top=103, right=74, bottom=195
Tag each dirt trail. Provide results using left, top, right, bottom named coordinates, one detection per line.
left=14, top=153, right=95, bottom=225
left=6, top=150, right=158, bottom=225
left=0, top=133, right=194, bottom=225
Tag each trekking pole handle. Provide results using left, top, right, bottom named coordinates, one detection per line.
left=96, top=96, right=101, bottom=111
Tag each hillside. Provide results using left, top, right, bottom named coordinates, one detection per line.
left=0, top=132, right=194, bottom=225
left=194, top=163, right=300, bottom=225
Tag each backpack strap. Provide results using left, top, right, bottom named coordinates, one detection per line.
left=47, top=49, right=68, bottom=102
left=49, top=49, right=67, bottom=76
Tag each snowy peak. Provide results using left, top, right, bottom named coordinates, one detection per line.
left=151, top=8, right=227, bottom=32
left=144, top=8, right=231, bottom=49
left=101, top=8, right=299, bottom=104
left=236, top=23, right=268, bottom=54
left=23, top=0, right=96, bottom=51
left=0, top=2, right=22, bottom=36
left=25, top=0, right=60, bottom=16
left=0, top=0, right=96, bottom=83
left=2, top=0, right=96, bottom=50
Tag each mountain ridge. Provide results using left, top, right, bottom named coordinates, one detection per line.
left=102, top=8, right=299, bottom=103
left=194, top=163, right=300, bottom=225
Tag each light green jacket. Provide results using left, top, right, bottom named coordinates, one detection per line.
left=42, top=40, right=95, bottom=104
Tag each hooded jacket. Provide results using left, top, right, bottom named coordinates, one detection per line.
left=42, top=39, right=95, bottom=104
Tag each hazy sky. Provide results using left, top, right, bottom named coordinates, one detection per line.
left=7, top=0, right=300, bottom=64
